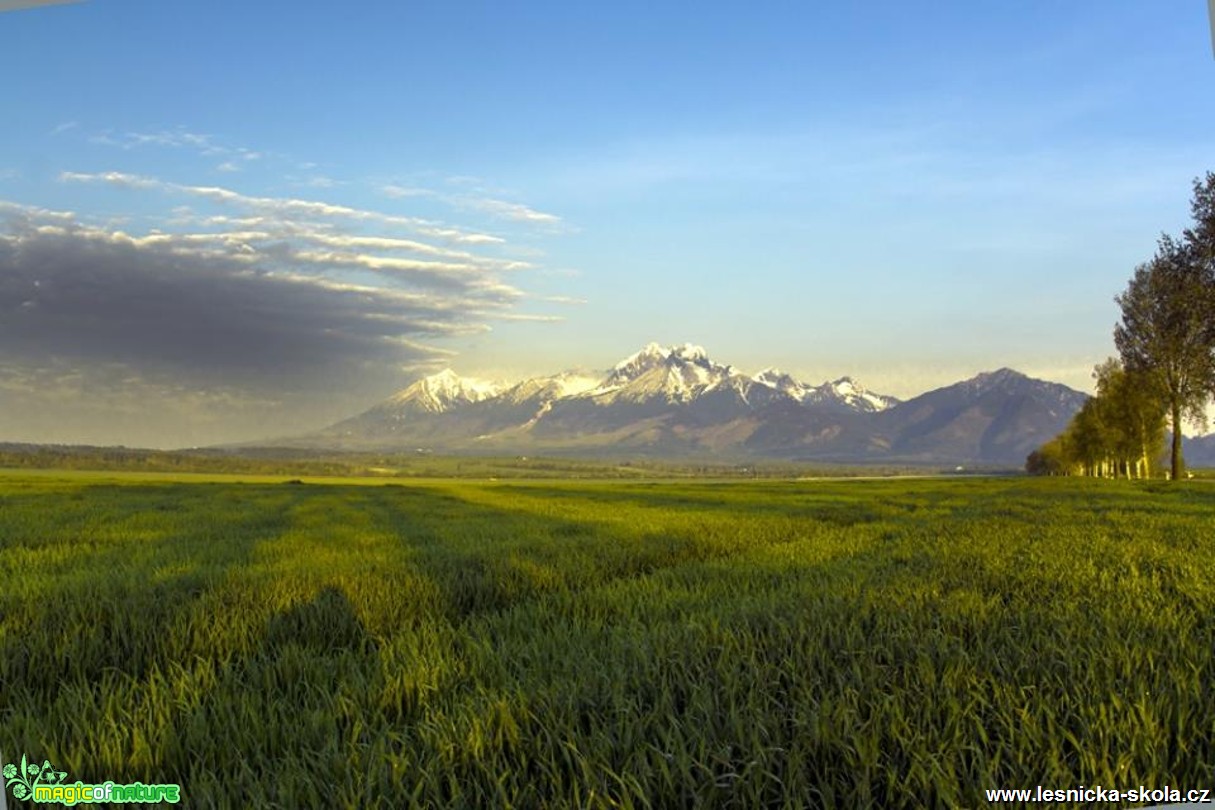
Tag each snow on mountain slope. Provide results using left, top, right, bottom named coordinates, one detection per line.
left=499, top=371, right=601, bottom=404
left=753, top=368, right=813, bottom=402
left=752, top=369, right=898, bottom=412
left=381, top=369, right=501, bottom=414
left=328, top=343, right=902, bottom=446
left=588, top=343, right=735, bottom=404
left=809, top=377, right=900, bottom=413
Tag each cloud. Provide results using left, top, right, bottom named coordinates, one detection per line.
left=379, top=182, right=564, bottom=228
left=3, top=120, right=577, bottom=445
left=86, top=126, right=265, bottom=164
left=459, top=196, right=562, bottom=225
left=491, top=313, right=565, bottom=323
left=537, top=294, right=587, bottom=305
left=60, top=170, right=160, bottom=190
left=381, top=184, right=436, bottom=199
left=0, top=200, right=75, bottom=221
left=0, top=194, right=565, bottom=444
left=0, top=209, right=498, bottom=377
left=62, top=170, right=507, bottom=245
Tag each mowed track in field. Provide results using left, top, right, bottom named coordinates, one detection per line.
left=1, top=473, right=1213, bottom=808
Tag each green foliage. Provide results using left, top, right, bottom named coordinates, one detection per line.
left=1183, top=171, right=1215, bottom=271
left=1026, top=359, right=1165, bottom=478
left=1114, top=174, right=1215, bottom=479
left=1024, top=437, right=1073, bottom=476
left=2, top=475, right=1214, bottom=808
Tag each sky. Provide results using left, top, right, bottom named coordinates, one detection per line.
left=1, top=1, right=1213, bottom=447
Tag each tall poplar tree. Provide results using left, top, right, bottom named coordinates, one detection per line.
left=1114, top=231, right=1215, bottom=480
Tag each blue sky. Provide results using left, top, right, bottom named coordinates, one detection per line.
left=1, top=1, right=1213, bottom=445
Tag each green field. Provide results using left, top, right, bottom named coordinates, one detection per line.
left=2, top=473, right=1213, bottom=808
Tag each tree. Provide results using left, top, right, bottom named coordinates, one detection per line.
left=1091, top=358, right=1166, bottom=478
left=1026, top=436, right=1074, bottom=476
left=1069, top=396, right=1113, bottom=477
left=1026, top=359, right=1167, bottom=478
left=1114, top=233, right=1215, bottom=480
left=1183, top=171, right=1215, bottom=271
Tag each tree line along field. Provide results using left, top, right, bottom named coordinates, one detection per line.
left=1, top=473, right=1213, bottom=808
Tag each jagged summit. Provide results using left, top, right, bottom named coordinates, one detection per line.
left=383, top=368, right=501, bottom=414
left=973, top=368, right=1027, bottom=385
left=589, top=344, right=902, bottom=411
left=753, top=367, right=795, bottom=385
left=950, top=367, right=1041, bottom=399
left=613, top=342, right=666, bottom=369
left=591, top=343, right=737, bottom=403
left=607, top=342, right=714, bottom=383
left=749, top=368, right=897, bottom=413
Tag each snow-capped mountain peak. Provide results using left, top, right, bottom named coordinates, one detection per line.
left=750, top=369, right=897, bottom=412
left=829, top=376, right=859, bottom=395
left=501, top=370, right=601, bottom=403
left=816, top=376, right=898, bottom=412
left=753, top=367, right=786, bottom=383
left=753, top=368, right=811, bottom=401
left=613, top=342, right=667, bottom=371
left=386, top=369, right=501, bottom=413
left=595, top=343, right=732, bottom=402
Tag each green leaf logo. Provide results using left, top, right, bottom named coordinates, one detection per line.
left=4, top=754, right=69, bottom=802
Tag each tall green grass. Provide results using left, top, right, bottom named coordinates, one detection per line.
left=1, top=476, right=1212, bottom=807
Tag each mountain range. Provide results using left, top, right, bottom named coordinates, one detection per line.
left=289, top=343, right=1091, bottom=466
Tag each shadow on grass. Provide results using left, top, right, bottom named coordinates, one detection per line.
left=0, top=485, right=327, bottom=699
left=264, top=586, right=380, bottom=656
left=145, top=585, right=388, bottom=808
left=348, top=484, right=880, bottom=626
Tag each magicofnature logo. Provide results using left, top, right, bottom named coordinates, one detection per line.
left=3, top=754, right=181, bottom=805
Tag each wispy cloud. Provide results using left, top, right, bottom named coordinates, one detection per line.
left=537, top=294, right=587, bottom=305
left=459, top=196, right=562, bottom=225
left=290, top=174, right=340, bottom=189
left=49, top=121, right=78, bottom=135
left=379, top=182, right=564, bottom=228
left=492, top=313, right=566, bottom=323
left=381, top=184, right=436, bottom=199
left=87, top=126, right=266, bottom=173
left=61, top=170, right=506, bottom=245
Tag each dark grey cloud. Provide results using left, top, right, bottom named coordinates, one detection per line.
left=0, top=223, right=481, bottom=383
left=0, top=198, right=551, bottom=446
left=0, top=162, right=569, bottom=446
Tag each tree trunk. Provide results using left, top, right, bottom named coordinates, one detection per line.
left=1171, top=400, right=1184, bottom=482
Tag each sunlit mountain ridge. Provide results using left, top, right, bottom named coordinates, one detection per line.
left=291, top=344, right=1088, bottom=465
